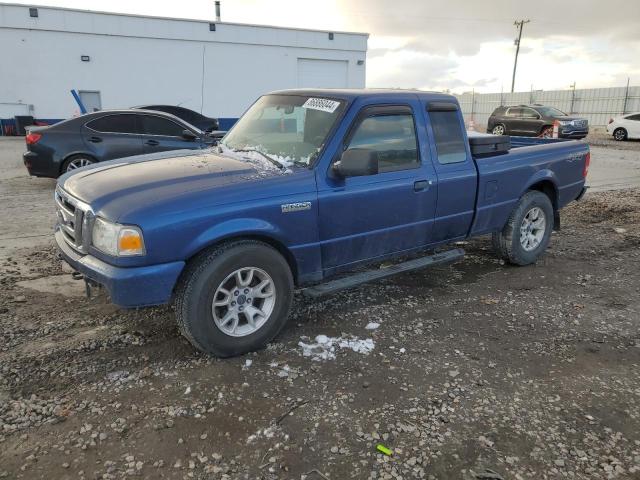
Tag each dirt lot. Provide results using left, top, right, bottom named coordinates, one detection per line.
left=1, top=139, right=640, bottom=479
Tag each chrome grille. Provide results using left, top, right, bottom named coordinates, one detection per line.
left=575, top=119, right=587, bottom=128
left=55, top=187, right=92, bottom=253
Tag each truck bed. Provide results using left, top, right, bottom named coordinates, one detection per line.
left=470, top=136, right=588, bottom=236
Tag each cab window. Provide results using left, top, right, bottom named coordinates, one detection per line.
left=347, top=114, right=419, bottom=173
left=430, top=110, right=467, bottom=165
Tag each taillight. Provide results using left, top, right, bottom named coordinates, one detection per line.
left=583, top=151, right=590, bottom=178
left=608, top=118, right=614, bottom=124
left=25, top=132, right=42, bottom=145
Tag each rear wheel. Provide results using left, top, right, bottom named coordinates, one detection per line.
left=175, top=240, right=293, bottom=357
left=613, top=128, right=627, bottom=141
left=492, top=191, right=554, bottom=266
left=62, top=155, right=95, bottom=173
left=492, top=124, right=506, bottom=135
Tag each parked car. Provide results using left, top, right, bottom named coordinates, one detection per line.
left=607, top=112, right=640, bottom=141
left=133, top=105, right=220, bottom=133
left=23, top=110, right=216, bottom=178
left=54, top=89, right=589, bottom=357
left=487, top=105, right=589, bottom=139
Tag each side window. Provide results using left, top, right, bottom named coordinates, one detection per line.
left=507, top=107, right=524, bottom=117
left=347, top=114, right=419, bottom=173
left=627, top=114, right=640, bottom=121
left=142, top=115, right=185, bottom=136
left=430, top=111, right=467, bottom=165
left=86, top=114, right=138, bottom=134
left=522, top=108, right=539, bottom=119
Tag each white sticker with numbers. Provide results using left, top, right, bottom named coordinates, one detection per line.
left=302, top=97, right=341, bottom=113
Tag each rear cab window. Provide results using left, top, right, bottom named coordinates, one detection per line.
left=428, top=107, right=467, bottom=165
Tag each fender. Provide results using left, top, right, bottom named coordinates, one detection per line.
left=520, top=168, right=559, bottom=199
left=185, top=217, right=290, bottom=260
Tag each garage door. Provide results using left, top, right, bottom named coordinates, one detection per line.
left=297, top=59, right=348, bottom=88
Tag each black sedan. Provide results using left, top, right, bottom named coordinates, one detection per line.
left=23, top=110, right=217, bottom=178
left=133, top=105, right=220, bottom=133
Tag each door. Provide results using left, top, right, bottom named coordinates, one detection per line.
left=520, top=107, right=543, bottom=135
left=140, top=114, right=201, bottom=153
left=505, top=107, right=527, bottom=134
left=79, top=91, right=102, bottom=112
left=318, top=105, right=437, bottom=270
left=82, top=114, right=143, bottom=160
left=297, top=59, right=348, bottom=88
left=625, top=113, right=640, bottom=138
left=425, top=103, right=478, bottom=242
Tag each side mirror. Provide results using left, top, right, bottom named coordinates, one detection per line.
left=182, top=129, right=198, bottom=141
left=332, top=148, right=378, bottom=177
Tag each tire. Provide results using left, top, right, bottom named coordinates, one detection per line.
left=175, top=240, right=294, bottom=357
left=613, top=128, right=627, bottom=141
left=62, top=155, right=96, bottom=174
left=492, top=124, right=506, bottom=135
left=492, top=190, right=554, bottom=266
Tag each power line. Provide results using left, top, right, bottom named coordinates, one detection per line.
left=511, top=19, right=530, bottom=93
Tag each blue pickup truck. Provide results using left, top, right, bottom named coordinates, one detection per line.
left=54, top=89, right=589, bottom=356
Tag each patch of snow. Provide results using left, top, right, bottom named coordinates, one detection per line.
left=246, top=425, right=278, bottom=444
left=298, top=334, right=375, bottom=361
left=365, top=322, right=380, bottom=330
left=218, top=144, right=294, bottom=173
left=242, top=359, right=253, bottom=370
left=183, top=386, right=191, bottom=395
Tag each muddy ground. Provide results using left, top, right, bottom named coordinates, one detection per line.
left=0, top=140, right=640, bottom=479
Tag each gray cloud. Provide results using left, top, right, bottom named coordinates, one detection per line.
left=341, top=0, right=639, bottom=91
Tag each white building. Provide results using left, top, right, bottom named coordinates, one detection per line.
left=0, top=3, right=368, bottom=126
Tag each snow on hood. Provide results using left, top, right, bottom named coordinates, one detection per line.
left=217, top=144, right=295, bottom=173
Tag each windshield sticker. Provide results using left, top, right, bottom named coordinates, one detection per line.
left=302, top=98, right=341, bottom=113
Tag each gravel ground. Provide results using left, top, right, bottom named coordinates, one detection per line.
left=1, top=184, right=639, bottom=479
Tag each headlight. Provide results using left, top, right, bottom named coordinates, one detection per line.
left=92, top=217, right=145, bottom=256
left=559, top=120, right=572, bottom=126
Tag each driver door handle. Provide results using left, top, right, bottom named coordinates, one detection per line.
left=145, top=139, right=159, bottom=146
left=414, top=180, right=430, bottom=192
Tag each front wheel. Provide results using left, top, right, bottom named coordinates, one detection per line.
left=613, top=128, right=627, bottom=141
left=492, top=191, right=554, bottom=266
left=175, top=240, right=294, bottom=357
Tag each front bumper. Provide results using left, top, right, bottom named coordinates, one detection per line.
left=55, top=229, right=184, bottom=308
left=559, top=128, right=588, bottom=139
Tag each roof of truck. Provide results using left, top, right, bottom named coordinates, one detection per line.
left=270, top=88, right=458, bottom=103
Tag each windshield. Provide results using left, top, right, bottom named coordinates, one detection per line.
left=220, top=94, right=345, bottom=169
left=536, top=106, right=567, bottom=117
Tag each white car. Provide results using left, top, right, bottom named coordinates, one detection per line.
left=607, top=112, right=640, bottom=141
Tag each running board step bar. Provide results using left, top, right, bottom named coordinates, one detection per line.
left=302, top=248, right=465, bottom=299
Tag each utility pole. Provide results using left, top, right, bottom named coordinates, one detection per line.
left=511, top=19, right=530, bottom=93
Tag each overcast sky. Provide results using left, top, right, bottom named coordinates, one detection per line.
left=9, top=0, right=640, bottom=93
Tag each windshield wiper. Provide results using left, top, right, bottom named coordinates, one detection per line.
left=231, top=148, right=286, bottom=171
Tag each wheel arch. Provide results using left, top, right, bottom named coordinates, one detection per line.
left=525, top=177, right=560, bottom=230
left=183, top=230, right=299, bottom=286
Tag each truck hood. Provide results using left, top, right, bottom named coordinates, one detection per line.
left=58, top=148, right=289, bottom=221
